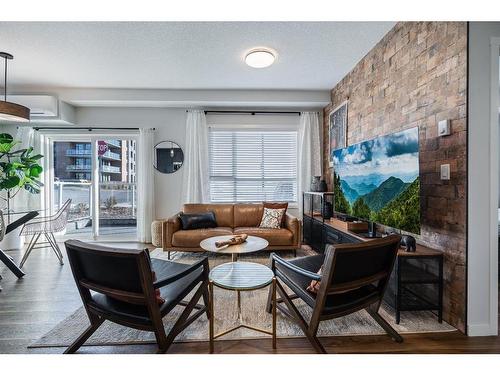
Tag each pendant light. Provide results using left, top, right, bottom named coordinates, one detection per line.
left=0, top=52, right=30, bottom=122
left=170, top=141, right=175, bottom=157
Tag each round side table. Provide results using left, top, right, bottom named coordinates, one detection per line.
left=208, top=261, right=276, bottom=353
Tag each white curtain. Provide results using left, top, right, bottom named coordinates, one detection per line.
left=182, top=110, right=210, bottom=203
left=137, top=128, right=155, bottom=243
left=298, top=112, right=322, bottom=214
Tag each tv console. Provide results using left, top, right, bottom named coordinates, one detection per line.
left=302, top=192, right=443, bottom=324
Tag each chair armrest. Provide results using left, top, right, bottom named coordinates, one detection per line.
left=153, top=256, right=209, bottom=289
left=271, top=253, right=321, bottom=281
left=284, top=212, right=301, bottom=247
left=162, top=212, right=182, bottom=249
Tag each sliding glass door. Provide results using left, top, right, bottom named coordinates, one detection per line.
left=53, top=140, right=94, bottom=237
left=97, top=139, right=137, bottom=239
left=49, top=135, right=137, bottom=241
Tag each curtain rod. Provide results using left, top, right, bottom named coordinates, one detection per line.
left=188, top=110, right=301, bottom=115
left=32, top=127, right=155, bottom=131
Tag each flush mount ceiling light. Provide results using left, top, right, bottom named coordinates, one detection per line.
left=245, top=48, right=276, bottom=68
left=0, top=52, right=30, bottom=122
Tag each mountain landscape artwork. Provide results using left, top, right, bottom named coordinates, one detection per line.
left=332, top=127, right=420, bottom=234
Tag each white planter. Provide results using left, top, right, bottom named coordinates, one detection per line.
left=0, top=227, right=25, bottom=250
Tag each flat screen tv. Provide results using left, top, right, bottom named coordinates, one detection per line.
left=331, top=127, right=420, bottom=234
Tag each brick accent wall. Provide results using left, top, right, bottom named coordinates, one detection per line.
left=322, top=22, right=467, bottom=331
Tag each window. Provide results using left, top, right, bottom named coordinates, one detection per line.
left=209, top=128, right=298, bottom=203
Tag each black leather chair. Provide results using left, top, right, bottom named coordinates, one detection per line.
left=266, top=234, right=402, bottom=353
left=64, top=240, right=210, bottom=354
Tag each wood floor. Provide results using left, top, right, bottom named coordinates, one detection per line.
left=1, top=242, right=499, bottom=354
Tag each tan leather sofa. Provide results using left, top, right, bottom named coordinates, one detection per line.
left=162, top=203, right=301, bottom=258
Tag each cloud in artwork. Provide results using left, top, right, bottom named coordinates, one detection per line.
left=385, top=129, right=419, bottom=157
left=332, top=127, right=419, bottom=183
left=341, top=142, right=373, bottom=165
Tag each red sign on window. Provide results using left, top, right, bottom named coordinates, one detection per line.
left=97, top=141, right=108, bottom=156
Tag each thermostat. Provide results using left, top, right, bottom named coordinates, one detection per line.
left=440, top=164, right=450, bottom=180
left=438, top=119, right=451, bottom=136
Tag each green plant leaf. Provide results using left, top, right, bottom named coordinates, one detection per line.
left=24, top=184, right=40, bottom=194
left=0, top=143, right=13, bottom=153
left=2, top=175, right=20, bottom=189
left=29, top=165, right=43, bottom=177
left=0, top=133, right=13, bottom=144
left=28, top=154, right=43, bottom=161
left=0, top=133, right=44, bottom=197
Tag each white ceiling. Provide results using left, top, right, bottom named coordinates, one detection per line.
left=0, top=22, right=395, bottom=91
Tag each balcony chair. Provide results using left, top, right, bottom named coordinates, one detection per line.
left=19, top=199, right=72, bottom=268
left=0, top=210, right=39, bottom=290
left=267, top=234, right=403, bottom=353
left=64, top=240, right=210, bottom=354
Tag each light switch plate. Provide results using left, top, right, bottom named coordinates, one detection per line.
left=440, top=164, right=450, bottom=180
left=438, top=119, right=451, bottom=136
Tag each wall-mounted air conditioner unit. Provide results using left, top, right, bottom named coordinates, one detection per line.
left=9, top=95, right=59, bottom=117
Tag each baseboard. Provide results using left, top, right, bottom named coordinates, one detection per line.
left=467, top=323, right=498, bottom=336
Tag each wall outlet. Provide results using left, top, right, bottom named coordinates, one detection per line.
left=440, top=164, right=450, bottom=180
left=438, top=119, right=451, bottom=136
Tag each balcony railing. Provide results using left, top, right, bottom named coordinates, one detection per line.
left=101, top=165, right=121, bottom=173
left=66, top=149, right=91, bottom=157
left=105, top=140, right=121, bottom=148
left=53, top=181, right=137, bottom=235
left=66, top=165, right=92, bottom=171
left=101, top=150, right=121, bottom=160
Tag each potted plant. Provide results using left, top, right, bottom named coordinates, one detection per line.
left=0, top=132, right=43, bottom=229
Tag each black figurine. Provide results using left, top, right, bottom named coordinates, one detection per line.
left=400, top=235, right=416, bottom=252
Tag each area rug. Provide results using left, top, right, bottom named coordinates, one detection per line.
left=29, top=249, right=455, bottom=348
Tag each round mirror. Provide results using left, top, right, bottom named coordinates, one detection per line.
left=153, top=141, right=184, bottom=174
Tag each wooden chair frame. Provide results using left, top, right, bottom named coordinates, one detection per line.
left=267, top=235, right=403, bottom=353
left=64, top=241, right=210, bottom=354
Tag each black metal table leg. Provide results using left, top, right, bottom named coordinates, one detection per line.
left=438, top=255, right=443, bottom=323
left=0, top=249, right=25, bottom=279
left=395, top=257, right=401, bottom=324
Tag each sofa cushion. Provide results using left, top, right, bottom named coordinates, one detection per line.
left=263, top=202, right=288, bottom=226
left=172, top=227, right=233, bottom=248
left=234, top=227, right=293, bottom=246
left=183, top=204, right=234, bottom=228
left=179, top=211, right=217, bottom=230
left=233, top=204, right=264, bottom=227
left=259, top=207, right=286, bottom=229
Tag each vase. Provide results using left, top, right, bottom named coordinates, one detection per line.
left=0, top=226, right=25, bottom=250
left=310, top=176, right=320, bottom=192
left=318, top=179, right=328, bottom=192
left=322, top=201, right=333, bottom=219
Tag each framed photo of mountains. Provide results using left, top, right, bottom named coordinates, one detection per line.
left=328, top=100, right=348, bottom=167
left=331, top=127, right=421, bottom=234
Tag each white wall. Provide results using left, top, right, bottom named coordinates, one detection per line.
left=75, top=107, right=323, bottom=220
left=76, top=107, right=188, bottom=219
left=2, top=103, right=323, bottom=230
left=468, top=22, right=500, bottom=336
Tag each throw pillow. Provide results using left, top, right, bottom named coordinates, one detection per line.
left=306, top=266, right=323, bottom=294
left=179, top=211, right=218, bottom=230
left=263, top=202, right=288, bottom=227
left=259, top=207, right=286, bottom=229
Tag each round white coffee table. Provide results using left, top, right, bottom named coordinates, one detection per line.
left=208, top=261, right=276, bottom=353
left=200, top=235, right=269, bottom=261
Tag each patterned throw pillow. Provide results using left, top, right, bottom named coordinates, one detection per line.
left=263, top=202, right=288, bottom=226
left=259, top=208, right=286, bottom=229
